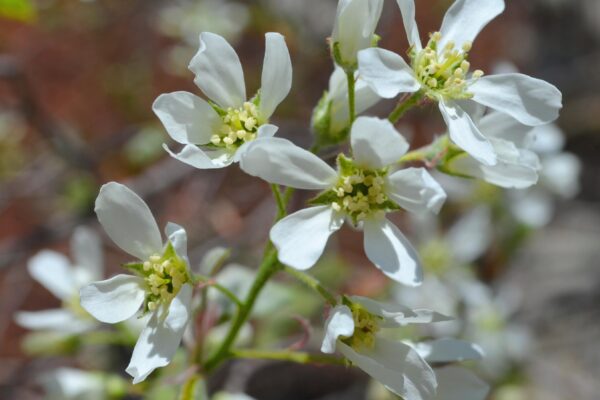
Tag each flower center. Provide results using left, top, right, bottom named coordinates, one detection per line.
left=411, top=32, right=483, bottom=100
left=343, top=303, right=381, bottom=350
left=210, top=102, right=261, bottom=149
left=142, top=249, right=189, bottom=312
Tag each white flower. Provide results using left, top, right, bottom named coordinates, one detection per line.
left=15, top=227, right=103, bottom=335
left=445, top=111, right=542, bottom=189
left=80, top=182, right=193, bottom=383
left=331, top=0, right=384, bottom=68
left=240, top=116, right=446, bottom=286
left=321, top=297, right=484, bottom=400
left=357, top=0, right=562, bottom=166
left=155, top=31, right=292, bottom=169
left=313, top=66, right=381, bottom=139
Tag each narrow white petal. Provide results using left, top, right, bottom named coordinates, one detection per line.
left=95, top=183, right=163, bottom=260
left=478, top=111, right=534, bottom=146
left=332, top=0, right=383, bottom=65
left=259, top=33, right=292, bottom=120
left=439, top=0, right=505, bottom=49
left=434, top=366, right=489, bottom=400
left=163, top=143, right=234, bottom=170
left=351, top=117, right=409, bottom=168
left=165, top=222, right=189, bottom=262
left=363, top=218, right=422, bottom=286
left=350, top=296, right=452, bottom=328
left=80, top=275, right=146, bottom=324
left=189, top=32, right=246, bottom=109
left=396, top=0, right=422, bottom=51
left=240, top=137, right=337, bottom=189
left=339, top=338, right=436, bottom=400
left=270, top=206, right=343, bottom=270
left=28, top=250, right=75, bottom=300
left=15, top=309, right=94, bottom=333
left=153, top=91, right=220, bottom=145
left=446, top=207, right=492, bottom=264
left=126, top=284, right=192, bottom=383
left=439, top=100, right=497, bottom=166
left=386, top=168, right=447, bottom=215
left=528, top=123, right=565, bottom=154
left=470, top=73, right=562, bottom=126
left=321, top=305, right=354, bottom=354
left=414, top=339, right=483, bottom=363
left=357, top=48, right=420, bottom=99
left=71, top=227, right=103, bottom=284
left=541, top=153, right=582, bottom=198
left=509, top=191, right=554, bottom=228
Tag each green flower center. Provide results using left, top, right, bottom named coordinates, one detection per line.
left=343, top=304, right=381, bottom=350
left=142, top=248, right=189, bottom=312
left=210, top=102, right=261, bottom=149
left=411, top=32, right=483, bottom=100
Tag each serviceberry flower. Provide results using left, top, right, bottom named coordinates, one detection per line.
left=357, top=0, right=562, bottom=166
left=331, top=0, right=384, bottom=69
left=321, top=296, right=485, bottom=400
left=240, top=116, right=446, bottom=286
left=40, top=368, right=127, bottom=400
left=15, top=227, right=102, bottom=334
left=155, top=32, right=292, bottom=169
left=80, top=182, right=193, bottom=383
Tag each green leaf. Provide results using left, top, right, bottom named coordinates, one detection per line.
left=0, top=0, right=36, bottom=22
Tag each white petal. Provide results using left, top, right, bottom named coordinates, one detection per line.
left=240, top=137, right=337, bottom=189
left=321, top=305, right=354, bottom=354
left=528, top=123, right=564, bottom=154
left=351, top=116, right=409, bottom=168
left=470, top=73, right=562, bottom=126
left=164, top=143, right=234, bottom=170
left=126, top=284, right=192, bottom=383
left=270, top=206, right=343, bottom=270
left=43, top=368, right=105, bottom=399
left=189, top=32, right=246, bottom=109
left=339, top=338, right=436, bottom=400
left=357, top=48, right=420, bottom=99
left=363, top=218, right=422, bottom=286
left=386, top=168, right=447, bottom=215
left=28, top=250, right=75, bottom=300
left=396, top=0, right=422, bottom=51
left=232, top=124, right=279, bottom=162
left=439, top=100, right=497, bottom=166
left=478, top=111, right=534, bottom=146
left=15, top=309, right=94, bottom=333
left=80, top=275, right=146, bottom=324
left=446, top=207, right=492, bottom=263
left=71, top=227, right=103, bottom=284
left=541, top=153, right=581, bottom=198
left=332, top=0, right=383, bottom=65
left=415, top=339, right=483, bottom=363
left=153, top=91, right=220, bottom=145
left=350, top=296, right=452, bottom=328
left=95, top=182, right=163, bottom=260
left=259, top=33, right=292, bottom=120
left=165, top=222, right=189, bottom=262
left=439, top=0, right=505, bottom=49
left=434, top=366, right=489, bottom=400
left=509, top=191, right=554, bottom=228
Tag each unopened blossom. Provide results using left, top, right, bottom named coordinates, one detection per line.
left=80, top=182, right=193, bottom=383
left=41, top=368, right=127, bottom=400
left=444, top=111, right=542, bottom=189
left=331, top=0, right=384, bottom=69
left=15, top=227, right=102, bottom=335
left=357, top=0, right=562, bottom=166
left=240, top=116, right=446, bottom=286
left=321, top=296, right=484, bottom=400
left=312, top=66, right=381, bottom=143
left=155, top=32, right=292, bottom=169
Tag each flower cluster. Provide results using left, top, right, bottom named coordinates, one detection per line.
left=17, top=0, right=570, bottom=398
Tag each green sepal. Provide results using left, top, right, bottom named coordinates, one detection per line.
left=308, top=189, right=339, bottom=206
left=371, top=33, right=381, bottom=47
left=163, top=240, right=177, bottom=260
left=337, top=153, right=355, bottom=175
left=250, top=89, right=261, bottom=107
left=311, top=90, right=331, bottom=138
left=123, top=261, right=145, bottom=276
left=208, top=100, right=227, bottom=117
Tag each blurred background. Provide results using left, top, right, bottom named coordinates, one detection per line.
left=0, top=0, right=598, bottom=399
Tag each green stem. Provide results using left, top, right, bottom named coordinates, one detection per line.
left=283, top=265, right=337, bottom=306
left=346, top=69, right=356, bottom=123
left=271, top=184, right=286, bottom=219
left=398, top=150, right=428, bottom=164
left=388, top=92, right=424, bottom=123
left=203, top=249, right=280, bottom=372
left=230, top=348, right=345, bottom=365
